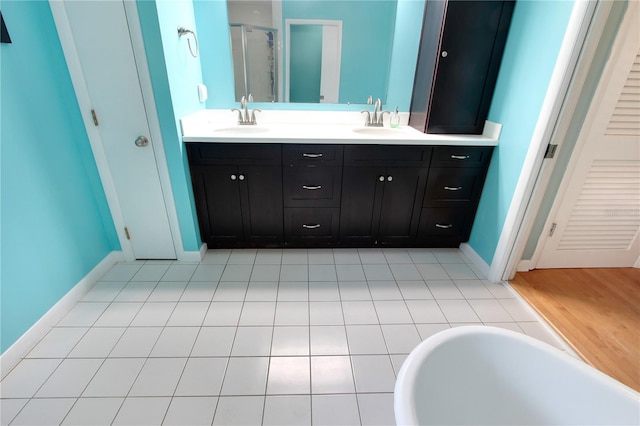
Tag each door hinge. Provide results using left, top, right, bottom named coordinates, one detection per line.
left=549, top=223, right=557, bottom=237
left=124, top=227, right=131, bottom=240
left=91, top=109, right=99, bottom=126
left=544, top=144, right=558, bottom=159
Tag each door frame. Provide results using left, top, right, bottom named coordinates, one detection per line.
left=496, top=1, right=633, bottom=279
left=476, top=0, right=610, bottom=281
left=529, top=0, right=639, bottom=269
left=50, top=1, right=186, bottom=261
left=284, top=19, right=342, bottom=103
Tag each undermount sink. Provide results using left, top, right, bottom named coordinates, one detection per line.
left=214, top=126, right=269, bottom=134
left=352, top=127, right=404, bottom=136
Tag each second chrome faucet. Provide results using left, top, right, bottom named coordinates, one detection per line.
left=362, top=96, right=389, bottom=127
left=232, top=94, right=261, bottom=125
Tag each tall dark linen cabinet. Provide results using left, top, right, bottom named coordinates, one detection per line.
left=409, top=0, right=515, bottom=134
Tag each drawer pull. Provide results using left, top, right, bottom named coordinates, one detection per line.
left=302, top=185, right=322, bottom=190
left=303, top=153, right=323, bottom=158
left=443, top=186, right=463, bottom=191
left=302, top=224, right=321, bottom=229
left=450, top=155, right=470, bottom=160
left=435, top=224, right=453, bottom=229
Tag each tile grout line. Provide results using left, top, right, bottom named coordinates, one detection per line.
left=340, top=251, right=375, bottom=426
left=258, top=248, right=275, bottom=425
left=15, top=275, right=138, bottom=423
left=160, top=277, right=217, bottom=426
left=3, top=248, right=562, bottom=425
left=211, top=249, right=254, bottom=424
left=308, top=250, right=314, bottom=425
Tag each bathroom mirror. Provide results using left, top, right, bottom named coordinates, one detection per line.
left=227, top=0, right=397, bottom=104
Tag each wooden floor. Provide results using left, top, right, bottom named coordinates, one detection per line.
left=509, top=268, right=640, bottom=392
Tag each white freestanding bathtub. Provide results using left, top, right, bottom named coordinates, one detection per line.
left=395, top=326, right=640, bottom=425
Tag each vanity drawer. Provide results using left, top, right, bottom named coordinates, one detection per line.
left=283, top=167, right=342, bottom=208
left=283, top=144, right=343, bottom=166
left=418, top=207, right=472, bottom=245
left=423, top=167, right=486, bottom=206
left=284, top=208, right=340, bottom=244
left=431, top=146, right=493, bottom=168
left=187, top=143, right=281, bottom=165
left=344, top=145, right=432, bottom=167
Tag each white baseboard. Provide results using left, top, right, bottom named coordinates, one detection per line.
left=459, top=243, right=492, bottom=282
left=0, top=251, right=122, bottom=379
left=517, top=259, right=534, bottom=272
left=179, top=243, right=207, bottom=263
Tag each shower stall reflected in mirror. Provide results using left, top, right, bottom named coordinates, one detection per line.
left=229, top=23, right=278, bottom=102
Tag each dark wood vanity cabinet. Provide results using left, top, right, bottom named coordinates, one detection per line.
left=340, top=146, right=432, bottom=246
left=283, top=145, right=342, bottom=245
left=409, top=0, right=514, bottom=134
left=418, top=146, right=494, bottom=246
left=186, top=143, right=283, bottom=247
left=186, top=143, right=493, bottom=249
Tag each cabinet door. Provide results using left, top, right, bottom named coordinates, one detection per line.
left=378, top=168, right=428, bottom=245
left=428, top=1, right=514, bottom=134
left=240, top=166, right=283, bottom=244
left=431, top=146, right=494, bottom=168
left=418, top=207, right=472, bottom=247
left=423, top=167, right=486, bottom=206
left=344, top=145, right=432, bottom=167
left=340, top=167, right=385, bottom=245
left=283, top=166, right=342, bottom=208
left=191, top=143, right=281, bottom=165
left=192, top=165, right=244, bottom=246
left=283, top=144, right=343, bottom=166
left=284, top=208, right=340, bottom=244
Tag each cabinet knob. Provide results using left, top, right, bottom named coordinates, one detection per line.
left=387, top=176, right=393, bottom=182
left=435, top=224, right=453, bottom=229
left=302, top=224, right=321, bottom=229
left=230, top=174, right=237, bottom=181
left=378, top=176, right=385, bottom=182
left=238, top=174, right=245, bottom=181
left=441, top=51, right=448, bottom=58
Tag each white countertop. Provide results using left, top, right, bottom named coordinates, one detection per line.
left=181, top=110, right=501, bottom=146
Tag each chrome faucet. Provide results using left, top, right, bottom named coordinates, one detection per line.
left=232, top=94, right=259, bottom=125
left=362, top=97, right=389, bottom=127
left=372, top=97, right=381, bottom=124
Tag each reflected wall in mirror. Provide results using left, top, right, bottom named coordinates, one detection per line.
left=287, top=19, right=341, bottom=103
left=226, top=0, right=397, bottom=104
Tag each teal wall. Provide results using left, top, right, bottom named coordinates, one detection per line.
left=467, top=0, right=575, bottom=265
left=282, top=0, right=396, bottom=105
left=0, top=0, right=581, bottom=353
left=386, top=0, right=425, bottom=112
left=193, top=0, right=236, bottom=109
left=289, top=25, right=322, bottom=102
left=137, top=0, right=204, bottom=252
left=0, top=1, right=118, bottom=352
left=196, top=0, right=420, bottom=111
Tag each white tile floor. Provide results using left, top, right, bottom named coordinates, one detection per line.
left=0, top=248, right=566, bottom=426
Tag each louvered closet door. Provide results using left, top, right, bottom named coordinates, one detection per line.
left=538, top=3, right=640, bottom=268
